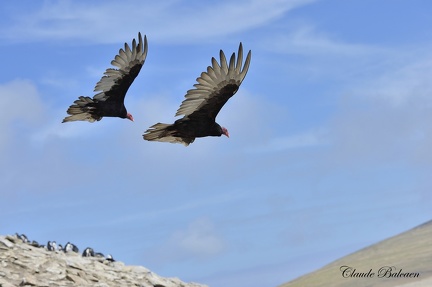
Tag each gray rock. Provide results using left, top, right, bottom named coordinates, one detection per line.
left=0, top=234, right=207, bottom=287
left=0, top=235, right=14, bottom=248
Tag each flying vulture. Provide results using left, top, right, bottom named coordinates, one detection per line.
left=62, top=33, right=148, bottom=123
left=143, top=43, right=251, bottom=146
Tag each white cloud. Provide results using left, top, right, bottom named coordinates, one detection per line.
left=0, top=79, right=45, bottom=151
left=172, top=218, right=226, bottom=257
left=148, top=218, right=226, bottom=264
left=0, top=79, right=43, bottom=121
left=1, top=0, right=317, bottom=44
left=39, top=73, right=80, bottom=91
left=326, top=50, right=432, bottom=167
left=31, top=120, right=100, bottom=143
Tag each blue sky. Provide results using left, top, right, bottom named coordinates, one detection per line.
left=1, top=1, right=431, bottom=286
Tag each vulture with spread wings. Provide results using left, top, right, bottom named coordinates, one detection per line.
left=143, top=43, right=251, bottom=146
left=62, top=33, right=148, bottom=123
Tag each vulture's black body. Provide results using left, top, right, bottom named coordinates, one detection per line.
left=143, top=43, right=251, bottom=146
left=62, top=33, right=148, bottom=123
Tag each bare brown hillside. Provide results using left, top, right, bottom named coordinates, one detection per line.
left=279, top=220, right=432, bottom=287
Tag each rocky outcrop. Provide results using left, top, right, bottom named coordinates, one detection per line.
left=0, top=234, right=206, bottom=287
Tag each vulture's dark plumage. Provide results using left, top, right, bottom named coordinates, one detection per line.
left=143, top=43, right=251, bottom=146
left=62, top=33, right=148, bottom=123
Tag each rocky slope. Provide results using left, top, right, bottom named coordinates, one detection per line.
left=0, top=234, right=206, bottom=287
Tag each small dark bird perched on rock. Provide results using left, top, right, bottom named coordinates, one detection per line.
left=106, top=254, right=115, bottom=262
left=15, top=233, right=29, bottom=243
left=82, top=247, right=95, bottom=257
left=62, top=32, right=148, bottom=123
left=143, top=43, right=251, bottom=146
left=47, top=241, right=58, bottom=251
left=64, top=242, right=79, bottom=253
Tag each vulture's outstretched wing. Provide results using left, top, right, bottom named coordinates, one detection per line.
left=62, top=33, right=148, bottom=123
left=93, top=32, right=148, bottom=103
left=175, top=43, right=251, bottom=121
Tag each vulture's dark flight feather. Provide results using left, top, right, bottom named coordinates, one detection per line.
left=143, top=43, right=251, bottom=146
left=62, top=33, right=148, bottom=123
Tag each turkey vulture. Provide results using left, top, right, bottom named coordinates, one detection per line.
left=62, top=32, right=148, bottom=123
left=143, top=43, right=251, bottom=146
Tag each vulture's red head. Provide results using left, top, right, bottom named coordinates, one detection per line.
left=222, top=127, right=229, bottom=138
left=127, top=113, right=134, bottom=122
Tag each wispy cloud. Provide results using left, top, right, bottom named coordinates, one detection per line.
left=245, top=129, right=328, bottom=153
left=350, top=54, right=432, bottom=106
left=105, top=190, right=249, bottom=226
left=264, top=25, right=386, bottom=56
left=0, top=0, right=317, bottom=44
